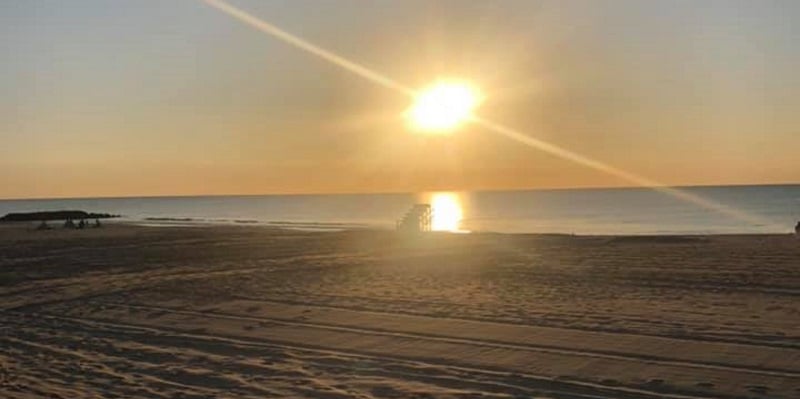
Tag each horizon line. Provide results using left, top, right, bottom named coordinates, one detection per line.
left=2, top=181, right=799, bottom=202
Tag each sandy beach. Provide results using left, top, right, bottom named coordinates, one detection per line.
left=1, top=223, right=798, bottom=398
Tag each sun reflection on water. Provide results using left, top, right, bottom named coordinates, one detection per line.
left=429, top=192, right=467, bottom=232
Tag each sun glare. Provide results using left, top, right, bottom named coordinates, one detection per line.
left=407, top=81, right=482, bottom=133
left=430, top=192, right=464, bottom=232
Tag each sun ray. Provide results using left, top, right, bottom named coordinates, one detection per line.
left=469, top=116, right=773, bottom=227
left=202, top=0, right=415, bottom=96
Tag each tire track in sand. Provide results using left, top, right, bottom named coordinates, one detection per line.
left=86, top=301, right=799, bottom=380
left=1, top=310, right=717, bottom=399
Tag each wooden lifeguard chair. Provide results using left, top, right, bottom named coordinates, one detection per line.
left=396, top=204, right=432, bottom=233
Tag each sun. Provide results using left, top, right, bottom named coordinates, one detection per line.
left=407, top=81, right=482, bottom=133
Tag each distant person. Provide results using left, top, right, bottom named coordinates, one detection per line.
left=64, top=218, right=76, bottom=229
left=36, top=220, right=50, bottom=230
left=93, top=218, right=102, bottom=228
left=795, top=221, right=800, bottom=237
left=77, top=219, right=86, bottom=229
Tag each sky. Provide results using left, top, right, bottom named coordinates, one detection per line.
left=2, top=0, right=799, bottom=199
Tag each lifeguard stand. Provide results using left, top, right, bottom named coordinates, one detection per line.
left=396, top=204, right=432, bottom=233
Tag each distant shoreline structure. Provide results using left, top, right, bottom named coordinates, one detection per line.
left=0, top=210, right=119, bottom=223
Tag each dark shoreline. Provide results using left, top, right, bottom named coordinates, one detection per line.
left=0, top=220, right=794, bottom=241
left=0, top=210, right=119, bottom=223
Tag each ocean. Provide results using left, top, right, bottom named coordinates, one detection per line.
left=1, top=185, right=798, bottom=235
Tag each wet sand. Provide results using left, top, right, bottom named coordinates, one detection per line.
left=1, top=223, right=798, bottom=398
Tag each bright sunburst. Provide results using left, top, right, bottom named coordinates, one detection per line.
left=407, top=81, right=482, bottom=133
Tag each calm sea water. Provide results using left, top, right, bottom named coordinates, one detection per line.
left=1, top=185, right=798, bottom=235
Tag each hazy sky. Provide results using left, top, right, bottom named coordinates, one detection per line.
left=3, top=0, right=799, bottom=199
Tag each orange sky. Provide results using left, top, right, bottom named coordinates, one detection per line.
left=2, top=0, right=799, bottom=199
